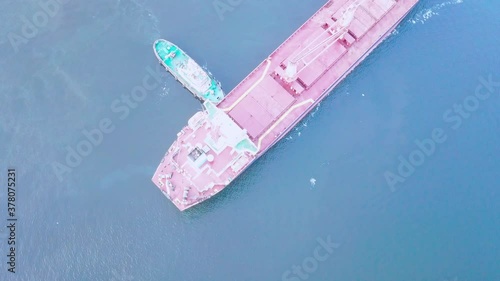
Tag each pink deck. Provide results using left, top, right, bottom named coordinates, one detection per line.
left=228, top=77, right=295, bottom=138
left=153, top=0, right=420, bottom=211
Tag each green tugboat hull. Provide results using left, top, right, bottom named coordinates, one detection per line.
left=153, top=39, right=225, bottom=104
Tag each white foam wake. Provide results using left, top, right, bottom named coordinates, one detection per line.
left=410, top=0, right=464, bottom=24
left=310, top=178, right=317, bottom=187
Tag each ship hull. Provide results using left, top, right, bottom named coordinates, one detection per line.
left=263, top=4, right=417, bottom=156
left=152, top=0, right=420, bottom=211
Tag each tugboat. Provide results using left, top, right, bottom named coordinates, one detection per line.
left=153, top=39, right=225, bottom=104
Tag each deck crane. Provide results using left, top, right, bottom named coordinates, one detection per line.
left=284, top=0, right=365, bottom=82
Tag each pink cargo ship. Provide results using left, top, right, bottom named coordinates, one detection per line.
left=152, top=0, right=419, bottom=211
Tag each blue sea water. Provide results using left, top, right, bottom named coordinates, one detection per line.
left=0, top=0, right=499, bottom=280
